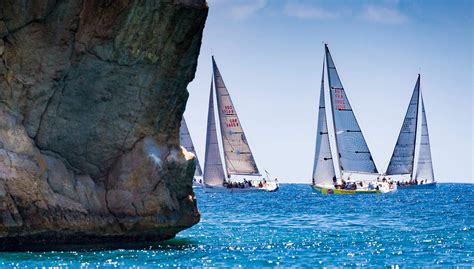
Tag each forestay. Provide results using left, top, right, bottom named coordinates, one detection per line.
left=179, top=117, right=203, bottom=177
left=415, top=94, right=435, bottom=183
left=212, top=56, right=260, bottom=176
left=325, top=44, right=378, bottom=174
left=312, top=59, right=336, bottom=186
left=386, top=75, right=420, bottom=175
left=203, top=79, right=226, bottom=186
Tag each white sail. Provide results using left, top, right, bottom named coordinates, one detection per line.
left=415, top=93, right=435, bottom=183
left=203, top=79, right=226, bottom=186
left=312, top=59, right=336, bottom=186
left=325, top=44, right=378, bottom=174
left=386, top=75, right=420, bottom=175
left=212, top=56, right=260, bottom=176
left=179, top=117, right=203, bottom=177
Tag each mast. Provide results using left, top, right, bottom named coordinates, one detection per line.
left=325, top=44, right=378, bottom=175
left=386, top=75, right=420, bottom=177
left=203, top=77, right=226, bottom=186
left=212, top=56, right=261, bottom=177
left=179, top=117, right=203, bottom=176
left=415, top=91, right=435, bottom=182
left=312, top=56, right=336, bottom=186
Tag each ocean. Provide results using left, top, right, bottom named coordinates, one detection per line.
left=1, top=184, right=473, bottom=267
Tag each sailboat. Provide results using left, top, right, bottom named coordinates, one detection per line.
left=202, top=56, right=279, bottom=192
left=385, top=75, right=436, bottom=188
left=311, top=44, right=396, bottom=194
left=179, top=117, right=204, bottom=187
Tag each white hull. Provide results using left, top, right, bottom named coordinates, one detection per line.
left=398, top=182, right=436, bottom=189
left=379, top=185, right=397, bottom=193
left=203, top=183, right=279, bottom=193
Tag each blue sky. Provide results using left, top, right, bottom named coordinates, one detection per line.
left=185, top=0, right=473, bottom=183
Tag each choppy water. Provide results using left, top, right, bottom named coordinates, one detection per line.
left=1, top=184, right=473, bottom=267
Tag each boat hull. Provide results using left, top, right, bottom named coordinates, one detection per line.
left=398, top=182, right=437, bottom=189
left=312, top=185, right=382, bottom=194
left=204, top=184, right=279, bottom=193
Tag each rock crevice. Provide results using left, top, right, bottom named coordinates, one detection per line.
left=0, top=0, right=207, bottom=250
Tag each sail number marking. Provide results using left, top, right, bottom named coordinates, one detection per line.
left=222, top=105, right=235, bottom=115
left=334, top=88, right=346, bottom=110
left=226, top=118, right=239, bottom=128
left=222, top=105, right=239, bottom=127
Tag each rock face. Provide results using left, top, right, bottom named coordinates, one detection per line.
left=0, top=0, right=207, bottom=250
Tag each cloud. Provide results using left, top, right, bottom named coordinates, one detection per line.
left=228, top=0, right=268, bottom=19
left=206, top=0, right=267, bottom=19
left=362, top=5, right=409, bottom=24
left=283, top=1, right=339, bottom=20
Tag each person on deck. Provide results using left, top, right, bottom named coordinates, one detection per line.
left=333, top=176, right=340, bottom=189
left=341, top=180, right=346, bottom=190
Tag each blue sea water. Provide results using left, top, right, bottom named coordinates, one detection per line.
left=0, top=183, right=473, bottom=268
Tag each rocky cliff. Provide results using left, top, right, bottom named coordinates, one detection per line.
left=0, top=0, right=207, bottom=250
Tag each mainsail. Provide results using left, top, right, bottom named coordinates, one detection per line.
left=386, top=75, right=420, bottom=175
left=203, top=79, right=226, bottom=186
left=212, top=56, right=261, bottom=176
left=179, top=117, right=203, bottom=177
left=415, top=93, right=435, bottom=182
left=325, top=44, right=378, bottom=174
left=312, top=59, right=336, bottom=186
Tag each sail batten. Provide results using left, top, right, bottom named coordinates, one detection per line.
left=312, top=58, right=336, bottom=186
left=212, top=56, right=261, bottom=176
left=386, top=75, right=420, bottom=176
left=415, top=93, right=435, bottom=183
left=203, top=78, right=226, bottom=186
left=179, top=118, right=203, bottom=177
left=325, top=44, right=378, bottom=174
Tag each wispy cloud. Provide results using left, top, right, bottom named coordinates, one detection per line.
left=208, top=0, right=410, bottom=23
left=228, top=0, right=268, bottom=19
left=362, top=5, right=409, bottom=24
left=283, top=1, right=339, bottom=20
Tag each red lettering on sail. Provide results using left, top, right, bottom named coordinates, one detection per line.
left=226, top=118, right=239, bottom=128
left=334, top=88, right=346, bottom=110
left=222, top=105, right=234, bottom=115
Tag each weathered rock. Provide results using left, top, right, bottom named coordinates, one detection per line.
left=0, top=0, right=207, bottom=250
